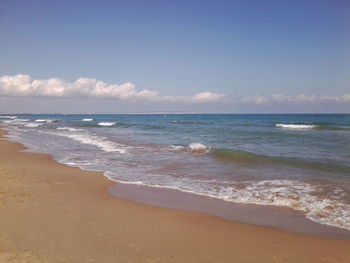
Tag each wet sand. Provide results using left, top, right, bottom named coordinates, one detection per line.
left=1, top=128, right=350, bottom=262
left=109, top=183, right=350, bottom=239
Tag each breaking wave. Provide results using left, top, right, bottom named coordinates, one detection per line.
left=43, top=130, right=127, bottom=153
left=0, top=115, right=17, bottom=119
left=276, top=124, right=317, bottom=129
left=188, top=142, right=210, bottom=154
left=98, top=122, right=117, bottom=127
left=25, top=122, right=43, bottom=128
left=35, top=119, right=57, bottom=123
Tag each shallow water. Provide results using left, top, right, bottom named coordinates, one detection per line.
left=1, top=114, right=350, bottom=230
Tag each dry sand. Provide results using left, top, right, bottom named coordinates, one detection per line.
left=0, top=128, right=350, bottom=263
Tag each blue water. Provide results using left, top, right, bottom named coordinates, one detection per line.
left=1, top=114, right=350, bottom=230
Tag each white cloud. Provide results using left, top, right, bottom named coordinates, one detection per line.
left=241, top=94, right=350, bottom=104
left=0, top=74, right=224, bottom=104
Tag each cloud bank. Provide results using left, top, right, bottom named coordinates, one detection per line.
left=0, top=74, right=224, bottom=104
left=1, top=74, right=348, bottom=107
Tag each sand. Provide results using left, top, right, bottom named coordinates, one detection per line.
left=0, top=128, right=350, bottom=263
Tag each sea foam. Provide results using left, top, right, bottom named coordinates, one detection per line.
left=82, top=118, right=94, bottom=122
left=98, top=122, right=116, bottom=127
left=35, top=119, right=57, bottom=123
left=25, top=122, right=42, bottom=127
left=276, top=124, right=317, bottom=129
left=45, top=130, right=127, bottom=153
left=188, top=142, right=210, bottom=154
left=0, top=115, right=17, bottom=119
left=14, top=119, right=30, bottom=122
left=57, top=127, right=84, bottom=132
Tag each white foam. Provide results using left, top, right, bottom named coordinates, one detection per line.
left=45, top=130, right=127, bottom=153
left=25, top=122, right=42, bottom=127
left=214, top=180, right=350, bottom=230
left=113, top=178, right=350, bottom=231
left=14, top=118, right=30, bottom=122
left=98, top=122, right=116, bottom=127
left=82, top=118, right=93, bottom=122
left=57, top=126, right=84, bottom=132
left=169, top=145, right=186, bottom=151
left=35, top=119, right=56, bottom=123
left=276, top=124, right=317, bottom=129
left=188, top=142, right=210, bottom=154
left=0, top=115, right=17, bottom=119
left=3, top=119, right=28, bottom=125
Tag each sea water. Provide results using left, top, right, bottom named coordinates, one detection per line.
left=1, top=114, right=350, bottom=231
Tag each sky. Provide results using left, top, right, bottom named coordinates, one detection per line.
left=0, top=0, right=349, bottom=113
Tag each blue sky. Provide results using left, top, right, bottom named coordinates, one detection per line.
left=0, top=0, right=349, bottom=113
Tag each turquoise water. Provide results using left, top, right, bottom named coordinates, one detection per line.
left=2, top=114, right=350, bottom=230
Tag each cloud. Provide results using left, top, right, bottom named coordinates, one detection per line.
left=241, top=94, right=350, bottom=104
left=0, top=74, right=224, bottom=104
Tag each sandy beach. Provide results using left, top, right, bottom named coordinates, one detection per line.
left=1, top=128, right=350, bottom=263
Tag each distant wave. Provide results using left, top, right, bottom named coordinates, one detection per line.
left=14, top=118, right=30, bottom=122
left=25, top=122, right=42, bottom=128
left=35, top=119, right=57, bottom=123
left=57, top=126, right=84, bottom=132
left=0, top=115, right=17, bottom=119
left=210, top=148, right=350, bottom=173
left=98, top=122, right=116, bottom=127
left=82, top=118, right=94, bottom=122
left=3, top=119, right=30, bottom=125
left=314, top=125, right=350, bottom=131
left=276, top=123, right=350, bottom=131
left=276, top=124, right=317, bottom=129
left=171, top=120, right=213, bottom=125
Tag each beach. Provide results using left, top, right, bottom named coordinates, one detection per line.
left=1, top=128, right=350, bottom=262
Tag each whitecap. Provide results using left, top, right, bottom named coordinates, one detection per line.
left=188, top=142, right=210, bottom=154
left=98, top=122, right=116, bottom=127
left=0, top=115, right=17, bottom=119
left=276, top=124, right=317, bottom=129
left=25, top=122, right=43, bottom=128
left=14, top=119, right=30, bottom=122
left=35, top=119, right=57, bottom=123
left=82, top=118, right=93, bottom=122
left=44, top=130, right=127, bottom=153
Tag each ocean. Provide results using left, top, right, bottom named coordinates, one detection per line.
left=1, top=114, right=350, bottom=231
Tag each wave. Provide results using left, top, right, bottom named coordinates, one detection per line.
left=25, top=122, right=43, bottom=128
left=35, top=119, right=57, bottom=123
left=188, top=142, right=210, bottom=154
left=211, top=148, right=350, bottom=173
left=3, top=119, right=30, bottom=125
left=57, top=126, right=84, bottom=132
left=98, top=122, right=116, bottom=127
left=171, top=120, right=213, bottom=125
left=143, top=124, right=166, bottom=130
left=0, top=115, right=17, bottom=119
left=314, top=125, right=350, bottom=131
left=82, top=118, right=94, bottom=122
left=14, top=118, right=30, bottom=122
left=44, top=130, right=127, bottom=153
left=276, top=124, right=317, bottom=129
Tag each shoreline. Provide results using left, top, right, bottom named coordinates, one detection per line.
left=5, top=124, right=350, bottom=239
left=108, top=183, right=350, bottom=239
left=1, top=128, right=350, bottom=262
